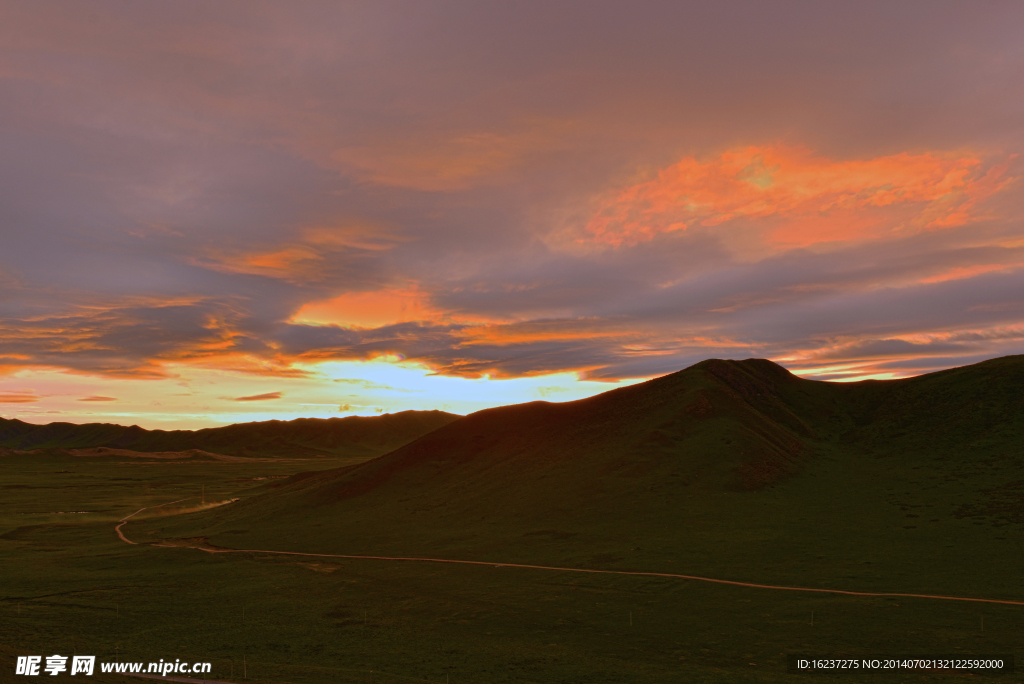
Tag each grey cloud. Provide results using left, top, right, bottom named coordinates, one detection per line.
left=731, top=270, right=1024, bottom=347
left=868, top=353, right=1024, bottom=374
left=277, top=322, right=467, bottom=362
left=429, top=232, right=731, bottom=319
left=803, top=339, right=983, bottom=363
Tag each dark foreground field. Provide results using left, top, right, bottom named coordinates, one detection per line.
left=3, top=357, right=1024, bottom=683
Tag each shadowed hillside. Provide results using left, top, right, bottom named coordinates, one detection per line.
left=293, top=358, right=825, bottom=501
left=0, top=409, right=460, bottom=459
left=834, top=355, right=1024, bottom=458
left=137, top=356, right=1024, bottom=598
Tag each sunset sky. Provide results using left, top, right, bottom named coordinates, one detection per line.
left=2, top=1, right=1023, bottom=429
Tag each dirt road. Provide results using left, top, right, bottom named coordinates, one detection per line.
left=115, top=499, right=191, bottom=545
left=116, top=499, right=1024, bottom=608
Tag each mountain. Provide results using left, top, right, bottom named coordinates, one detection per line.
left=0, top=409, right=461, bottom=459
left=137, top=356, right=1024, bottom=598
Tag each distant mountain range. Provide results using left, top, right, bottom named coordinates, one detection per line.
left=0, top=410, right=461, bottom=459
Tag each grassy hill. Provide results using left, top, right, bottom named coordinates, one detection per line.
left=0, top=409, right=461, bottom=459
left=139, top=356, right=1024, bottom=600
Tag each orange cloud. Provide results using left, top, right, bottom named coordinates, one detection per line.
left=0, top=391, right=40, bottom=403
left=291, top=284, right=507, bottom=329
left=292, top=287, right=439, bottom=329
left=78, top=395, right=118, bottom=402
left=238, top=247, right=320, bottom=273
left=181, top=353, right=312, bottom=378
left=583, top=145, right=1014, bottom=249
left=920, top=262, right=1024, bottom=284
left=233, top=391, right=283, bottom=402
left=196, top=225, right=402, bottom=282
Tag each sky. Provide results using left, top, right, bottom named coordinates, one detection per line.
left=1, top=1, right=1023, bottom=429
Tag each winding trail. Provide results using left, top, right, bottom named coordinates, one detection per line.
left=117, top=499, right=1024, bottom=608
left=115, top=499, right=191, bottom=544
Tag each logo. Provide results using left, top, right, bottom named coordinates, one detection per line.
left=16, top=656, right=94, bottom=676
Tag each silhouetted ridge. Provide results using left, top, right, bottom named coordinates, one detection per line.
left=252, top=359, right=821, bottom=513
left=0, top=410, right=461, bottom=458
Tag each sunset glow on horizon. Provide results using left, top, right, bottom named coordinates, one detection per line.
left=2, top=2, right=1023, bottom=429
left=0, top=362, right=645, bottom=430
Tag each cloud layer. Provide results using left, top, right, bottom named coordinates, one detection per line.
left=1, top=1, right=1023, bottom=426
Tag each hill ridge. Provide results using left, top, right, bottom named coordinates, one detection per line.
left=0, top=409, right=461, bottom=459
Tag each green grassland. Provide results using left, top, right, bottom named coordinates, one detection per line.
left=3, top=357, right=1024, bottom=683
